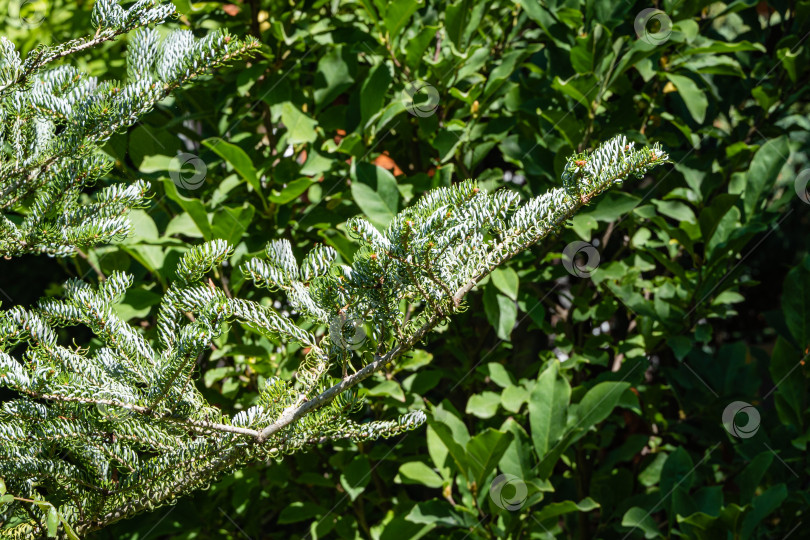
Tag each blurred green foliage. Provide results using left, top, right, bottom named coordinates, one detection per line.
left=1, top=0, right=809, bottom=538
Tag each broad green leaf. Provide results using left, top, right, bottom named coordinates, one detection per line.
left=782, top=260, right=810, bottom=349
left=741, top=484, right=787, bottom=538
left=653, top=200, right=696, bottom=223
left=486, top=363, right=515, bottom=388
left=491, top=267, right=519, bottom=301
left=398, top=462, right=444, bottom=488
left=367, top=379, right=406, bottom=402
left=162, top=179, right=212, bottom=240
left=769, top=337, right=804, bottom=429
left=211, top=204, right=255, bottom=246
left=278, top=501, right=326, bottom=524
left=202, top=138, right=260, bottom=193
left=314, top=46, right=355, bottom=107
left=406, top=500, right=467, bottom=527
left=665, top=73, right=707, bottom=123
left=46, top=506, right=58, bottom=537
left=340, top=456, right=371, bottom=501
left=660, top=447, right=695, bottom=516
left=743, top=135, right=790, bottom=219
left=501, top=384, right=530, bottom=413
left=465, top=391, right=501, bottom=419
left=534, top=498, right=599, bottom=523
left=351, top=162, right=399, bottom=229
left=738, top=452, right=773, bottom=505
left=572, top=381, right=630, bottom=436
left=529, top=361, right=570, bottom=459
left=280, top=102, right=318, bottom=144
left=112, top=287, right=161, bottom=321
left=267, top=178, right=313, bottom=204
left=681, top=39, right=766, bottom=55
left=383, top=0, right=422, bottom=39
left=128, top=124, right=181, bottom=172
left=698, top=193, right=740, bottom=250
left=360, top=63, right=393, bottom=127
left=483, top=285, right=517, bottom=341
left=465, top=428, right=513, bottom=487
left=622, top=507, right=660, bottom=539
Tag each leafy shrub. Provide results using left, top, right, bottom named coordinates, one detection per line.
left=1, top=0, right=808, bottom=538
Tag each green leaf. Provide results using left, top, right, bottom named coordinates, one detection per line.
left=572, top=381, right=630, bottom=435
left=653, top=200, right=696, bottom=223
left=427, top=404, right=470, bottom=479
left=202, top=138, right=261, bottom=193
left=267, top=178, right=313, bottom=204
left=486, top=363, right=515, bottom=388
left=351, top=162, right=399, bottom=229
left=491, top=267, right=519, bottom=301
left=465, top=428, right=513, bottom=487
left=384, top=0, right=422, bottom=39
left=665, top=73, right=707, bottom=123
left=660, top=447, right=695, bottom=516
left=340, top=456, right=371, bottom=501
left=314, top=46, right=355, bottom=107
left=366, top=379, right=406, bottom=402
left=465, top=391, right=501, bottom=419
left=741, top=484, right=787, bottom=538
left=534, top=498, right=599, bottom=523
left=46, top=506, right=58, bottom=538
left=162, top=179, right=212, bottom=240
left=280, top=102, right=318, bottom=144
left=278, top=501, right=326, bottom=524
left=406, top=499, right=466, bottom=527
left=738, top=452, right=773, bottom=505
left=769, top=337, right=804, bottom=429
left=622, top=507, right=660, bottom=539
left=398, top=462, right=444, bottom=488
left=743, top=135, right=790, bottom=219
left=128, top=124, right=181, bottom=172
left=698, top=193, right=740, bottom=249
left=360, top=63, right=393, bottom=127
left=782, top=261, right=810, bottom=349
left=529, top=361, right=570, bottom=459
left=483, top=285, right=517, bottom=341
left=0, top=494, right=13, bottom=505
left=501, top=384, right=530, bottom=413
left=211, top=204, right=255, bottom=246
